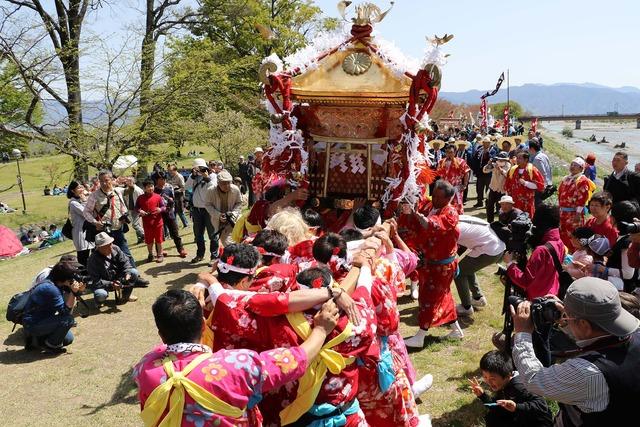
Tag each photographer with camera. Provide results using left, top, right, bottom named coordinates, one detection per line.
left=22, top=261, right=86, bottom=353
left=599, top=200, right=640, bottom=292
left=503, top=204, right=565, bottom=366
left=83, top=170, right=136, bottom=266
left=209, top=170, right=242, bottom=253
left=627, top=221, right=640, bottom=269
left=87, top=232, right=148, bottom=305
left=511, top=277, right=640, bottom=426
left=185, top=158, right=217, bottom=264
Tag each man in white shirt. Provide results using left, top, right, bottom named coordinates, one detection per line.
left=454, top=215, right=506, bottom=316
left=185, top=158, right=217, bottom=264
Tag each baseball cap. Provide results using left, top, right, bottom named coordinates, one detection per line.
left=217, top=170, right=233, bottom=182
left=587, top=236, right=610, bottom=256
left=58, top=254, right=83, bottom=271
left=564, top=277, right=640, bottom=337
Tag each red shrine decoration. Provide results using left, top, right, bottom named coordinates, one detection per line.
left=258, top=1, right=453, bottom=211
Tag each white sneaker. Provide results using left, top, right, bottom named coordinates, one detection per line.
left=418, top=414, right=432, bottom=427
left=404, top=329, right=428, bottom=348
left=411, top=280, right=419, bottom=300
left=445, top=321, right=464, bottom=340
left=471, top=296, right=488, bottom=309
left=412, top=373, right=433, bottom=398
left=456, top=304, right=474, bottom=317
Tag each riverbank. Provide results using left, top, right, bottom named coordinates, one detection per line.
left=543, top=120, right=640, bottom=176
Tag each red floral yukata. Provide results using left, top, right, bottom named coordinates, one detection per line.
left=558, top=174, right=596, bottom=252
left=436, top=157, right=470, bottom=214
left=282, top=238, right=317, bottom=271
left=259, top=281, right=378, bottom=427
left=134, top=343, right=308, bottom=427
left=504, top=163, right=545, bottom=219
left=249, top=264, right=300, bottom=293
left=585, top=216, right=618, bottom=250
left=357, top=257, right=420, bottom=426
left=202, top=282, right=291, bottom=352
left=398, top=203, right=460, bottom=329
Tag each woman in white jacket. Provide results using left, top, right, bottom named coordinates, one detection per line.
left=67, top=181, right=94, bottom=266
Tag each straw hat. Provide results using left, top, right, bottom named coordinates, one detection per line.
left=430, top=139, right=445, bottom=149
left=455, top=140, right=470, bottom=148
left=498, top=137, right=514, bottom=150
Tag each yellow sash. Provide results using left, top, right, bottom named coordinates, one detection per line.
left=508, top=163, right=533, bottom=179
left=280, top=312, right=355, bottom=425
left=141, top=352, right=245, bottom=427
left=231, top=211, right=263, bottom=243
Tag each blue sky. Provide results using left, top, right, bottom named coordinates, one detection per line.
left=86, top=0, right=639, bottom=92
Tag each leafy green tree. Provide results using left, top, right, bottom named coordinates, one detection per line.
left=490, top=101, right=526, bottom=119
left=0, top=62, right=42, bottom=152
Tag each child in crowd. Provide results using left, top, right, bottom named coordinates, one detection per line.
left=39, top=224, right=64, bottom=248
left=564, top=227, right=595, bottom=279
left=136, top=179, right=166, bottom=263
left=585, top=191, right=618, bottom=249
left=470, top=350, right=552, bottom=427
left=585, top=235, right=611, bottom=279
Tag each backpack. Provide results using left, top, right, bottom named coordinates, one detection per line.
left=6, top=282, right=43, bottom=331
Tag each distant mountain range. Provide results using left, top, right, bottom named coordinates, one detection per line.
left=440, top=83, right=640, bottom=116
left=41, top=83, right=640, bottom=124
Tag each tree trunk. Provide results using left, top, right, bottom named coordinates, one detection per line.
left=140, top=0, right=156, bottom=116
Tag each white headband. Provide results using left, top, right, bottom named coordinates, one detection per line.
left=217, top=261, right=257, bottom=275
left=572, top=157, right=586, bottom=168
left=354, top=216, right=382, bottom=233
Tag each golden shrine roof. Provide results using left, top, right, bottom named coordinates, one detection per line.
left=289, top=42, right=412, bottom=106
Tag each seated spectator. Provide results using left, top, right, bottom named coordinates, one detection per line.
left=22, top=261, right=86, bottom=353
left=86, top=232, right=148, bottom=305
left=470, top=350, right=552, bottom=427
left=0, top=201, right=15, bottom=213
left=585, top=236, right=611, bottom=280
left=44, top=185, right=51, bottom=196
left=20, top=228, right=37, bottom=245
left=39, top=224, right=64, bottom=248
left=37, top=226, right=49, bottom=242
left=134, top=289, right=338, bottom=426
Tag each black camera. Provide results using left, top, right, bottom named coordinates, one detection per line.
left=119, top=214, right=131, bottom=224
left=617, top=221, right=640, bottom=235
left=508, top=296, right=562, bottom=332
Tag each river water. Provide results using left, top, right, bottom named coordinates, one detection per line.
left=543, top=121, right=640, bottom=168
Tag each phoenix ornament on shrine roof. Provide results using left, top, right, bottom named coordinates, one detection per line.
left=337, top=1, right=395, bottom=26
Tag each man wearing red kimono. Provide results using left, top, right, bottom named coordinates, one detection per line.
left=504, top=151, right=545, bottom=219
left=397, top=180, right=464, bottom=349
left=558, top=158, right=597, bottom=252
left=436, top=144, right=471, bottom=214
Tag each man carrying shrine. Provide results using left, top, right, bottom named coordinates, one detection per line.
left=558, top=158, right=597, bottom=252
left=504, top=151, right=545, bottom=218
left=398, top=180, right=464, bottom=349
left=436, top=144, right=471, bottom=214
left=134, top=289, right=339, bottom=427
